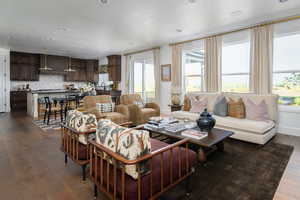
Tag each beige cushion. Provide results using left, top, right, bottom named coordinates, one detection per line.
left=213, top=115, right=275, bottom=135
left=103, top=112, right=128, bottom=124
left=184, top=92, right=220, bottom=112
left=223, top=93, right=278, bottom=122
left=184, top=92, right=279, bottom=122
left=171, top=111, right=275, bottom=134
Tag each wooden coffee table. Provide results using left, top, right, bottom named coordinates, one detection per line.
left=143, top=125, right=234, bottom=162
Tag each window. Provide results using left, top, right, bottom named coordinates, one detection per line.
left=132, top=56, right=155, bottom=102
left=182, top=41, right=205, bottom=93
left=221, top=31, right=251, bottom=93
left=273, top=33, right=300, bottom=105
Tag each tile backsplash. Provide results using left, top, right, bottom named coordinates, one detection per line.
left=10, top=75, right=87, bottom=90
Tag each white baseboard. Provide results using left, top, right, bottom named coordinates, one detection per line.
left=278, top=125, right=300, bottom=137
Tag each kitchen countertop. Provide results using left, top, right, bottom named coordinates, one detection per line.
left=29, top=89, right=81, bottom=94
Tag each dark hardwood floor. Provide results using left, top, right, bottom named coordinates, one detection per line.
left=0, top=112, right=299, bottom=200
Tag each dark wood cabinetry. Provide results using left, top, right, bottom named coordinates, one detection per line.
left=107, top=55, right=121, bottom=81
left=10, top=91, right=27, bottom=112
left=10, top=52, right=40, bottom=81
left=65, top=59, right=98, bottom=82
left=10, top=51, right=99, bottom=82
left=40, top=55, right=68, bottom=75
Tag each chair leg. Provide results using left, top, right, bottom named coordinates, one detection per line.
left=47, top=111, right=51, bottom=125
left=82, top=164, right=87, bottom=181
left=60, top=109, right=63, bottom=122
left=64, top=154, right=68, bottom=165
left=185, top=175, right=192, bottom=197
left=65, top=107, right=68, bottom=119
left=43, top=110, right=47, bottom=123
left=94, top=184, right=98, bottom=199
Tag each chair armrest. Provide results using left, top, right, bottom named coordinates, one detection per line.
left=145, top=102, right=160, bottom=114
left=115, top=104, right=130, bottom=119
left=127, top=104, right=143, bottom=125
left=84, top=107, right=105, bottom=120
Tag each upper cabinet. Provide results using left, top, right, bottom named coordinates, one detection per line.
left=10, top=51, right=99, bottom=82
left=64, top=59, right=99, bottom=82
left=40, top=55, right=68, bottom=75
left=10, top=51, right=40, bottom=81
left=107, top=55, right=121, bottom=82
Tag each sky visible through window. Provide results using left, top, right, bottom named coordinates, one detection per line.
left=222, top=42, right=250, bottom=92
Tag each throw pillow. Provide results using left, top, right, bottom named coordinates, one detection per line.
left=133, top=101, right=145, bottom=108
left=96, top=119, right=151, bottom=179
left=96, top=103, right=114, bottom=113
left=190, top=97, right=207, bottom=113
left=228, top=98, right=245, bottom=119
left=213, top=96, right=228, bottom=117
left=245, top=99, right=270, bottom=121
left=65, top=110, right=97, bottom=144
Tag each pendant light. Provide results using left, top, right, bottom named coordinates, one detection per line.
left=64, top=57, right=76, bottom=72
left=39, top=54, right=53, bottom=71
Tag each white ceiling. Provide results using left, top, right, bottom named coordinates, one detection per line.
left=0, top=0, right=300, bottom=59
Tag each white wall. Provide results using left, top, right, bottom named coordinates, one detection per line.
left=10, top=74, right=87, bottom=91
left=159, top=45, right=172, bottom=114
left=0, top=48, right=10, bottom=112
left=278, top=106, right=300, bottom=137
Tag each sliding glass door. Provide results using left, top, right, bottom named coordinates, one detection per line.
left=133, top=59, right=155, bottom=102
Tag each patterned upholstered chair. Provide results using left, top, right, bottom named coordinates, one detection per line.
left=120, top=94, right=160, bottom=126
left=61, top=110, right=98, bottom=181
left=89, top=119, right=197, bottom=200
left=83, top=95, right=129, bottom=124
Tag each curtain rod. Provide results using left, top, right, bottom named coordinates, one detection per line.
left=169, top=14, right=300, bottom=46
left=123, top=46, right=160, bottom=56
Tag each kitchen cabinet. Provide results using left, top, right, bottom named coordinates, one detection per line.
left=10, top=51, right=99, bottom=82
left=10, top=52, right=40, bottom=81
left=107, top=55, right=121, bottom=82
left=86, top=60, right=99, bottom=82
left=40, top=55, right=68, bottom=75
left=10, top=91, right=27, bottom=112
left=65, top=59, right=98, bottom=82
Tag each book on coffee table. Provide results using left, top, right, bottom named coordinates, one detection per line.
left=181, top=129, right=208, bottom=140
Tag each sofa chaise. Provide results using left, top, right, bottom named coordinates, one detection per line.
left=171, top=92, right=279, bottom=145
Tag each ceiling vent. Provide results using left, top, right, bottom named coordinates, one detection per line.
left=98, top=0, right=109, bottom=5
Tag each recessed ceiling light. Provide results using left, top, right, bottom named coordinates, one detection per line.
left=57, top=27, right=71, bottom=32
left=279, top=0, right=288, bottom=3
left=97, top=0, right=109, bottom=5
left=44, top=37, right=55, bottom=41
left=230, top=10, right=243, bottom=16
left=176, top=29, right=183, bottom=33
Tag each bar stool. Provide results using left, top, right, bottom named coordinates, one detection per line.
left=43, top=97, right=64, bottom=125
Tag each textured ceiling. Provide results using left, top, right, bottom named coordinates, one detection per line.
left=0, top=0, right=300, bottom=58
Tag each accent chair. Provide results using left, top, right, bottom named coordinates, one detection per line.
left=120, top=94, right=160, bottom=126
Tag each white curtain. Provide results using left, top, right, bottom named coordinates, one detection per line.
left=171, top=44, right=183, bottom=94
left=250, top=25, right=273, bottom=94
left=124, top=55, right=132, bottom=94
left=204, top=36, right=222, bottom=92
left=153, top=48, right=161, bottom=104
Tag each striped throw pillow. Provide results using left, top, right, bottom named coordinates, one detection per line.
left=96, top=103, right=114, bottom=113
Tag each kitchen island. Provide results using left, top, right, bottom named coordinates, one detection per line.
left=27, top=89, right=81, bottom=119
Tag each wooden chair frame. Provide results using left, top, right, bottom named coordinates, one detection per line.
left=89, top=137, right=196, bottom=200
left=61, top=122, right=133, bottom=181
left=61, top=124, right=95, bottom=180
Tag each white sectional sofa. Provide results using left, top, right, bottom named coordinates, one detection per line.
left=171, top=92, right=279, bottom=145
